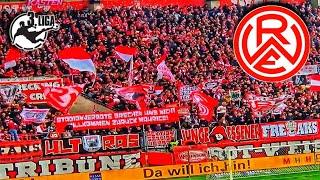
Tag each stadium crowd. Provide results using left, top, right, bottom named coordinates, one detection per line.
left=0, top=2, right=319, bottom=141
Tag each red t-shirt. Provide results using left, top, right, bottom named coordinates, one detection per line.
left=8, top=121, right=17, bottom=130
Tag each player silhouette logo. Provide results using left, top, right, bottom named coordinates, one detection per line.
left=9, top=11, right=59, bottom=51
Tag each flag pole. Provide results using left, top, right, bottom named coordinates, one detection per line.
left=91, top=72, right=96, bottom=87
left=71, top=74, right=74, bottom=85
left=258, top=112, right=262, bottom=124
left=128, top=57, right=134, bottom=86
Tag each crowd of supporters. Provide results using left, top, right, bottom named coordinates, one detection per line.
left=0, top=2, right=319, bottom=141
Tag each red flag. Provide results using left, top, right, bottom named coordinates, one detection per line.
left=115, top=85, right=148, bottom=110
left=190, top=91, right=219, bottom=121
left=58, top=47, right=96, bottom=74
left=308, top=74, right=320, bottom=91
left=220, top=0, right=232, bottom=6
left=115, top=45, right=138, bottom=62
left=4, top=48, right=20, bottom=69
left=44, top=85, right=84, bottom=113
left=140, top=84, right=164, bottom=95
left=156, top=53, right=175, bottom=82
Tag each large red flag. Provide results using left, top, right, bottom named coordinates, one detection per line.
left=44, top=85, right=84, bottom=113
left=115, top=85, right=148, bottom=110
left=190, top=91, right=219, bottom=121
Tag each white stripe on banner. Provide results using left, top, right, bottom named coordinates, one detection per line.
left=63, top=58, right=96, bottom=73
left=116, top=51, right=133, bottom=62
left=311, top=79, right=320, bottom=86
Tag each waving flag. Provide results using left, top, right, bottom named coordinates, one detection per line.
left=246, top=94, right=291, bottom=117
left=156, top=53, right=175, bottom=82
left=150, top=85, right=164, bottom=95
left=309, top=74, right=320, bottom=91
left=115, top=85, right=148, bottom=110
left=4, top=48, right=20, bottom=69
left=190, top=91, right=219, bottom=121
left=58, top=47, right=96, bottom=73
left=20, top=108, right=50, bottom=123
left=140, top=84, right=164, bottom=95
left=44, top=85, right=84, bottom=113
left=115, top=45, right=138, bottom=62
left=272, top=103, right=287, bottom=115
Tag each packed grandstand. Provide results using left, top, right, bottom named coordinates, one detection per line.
left=0, top=0, right=319, bottom=179
left=0, top=1, right=319, bottom=140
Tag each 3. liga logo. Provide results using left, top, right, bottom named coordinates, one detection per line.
left=234, top=5, right=310, bottom=82
left=9, top=11, right=59, bottom=51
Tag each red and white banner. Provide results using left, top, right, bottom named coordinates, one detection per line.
left=43, top=134, right=140, bottom=156
left=177, top=84, right=198, bottom=102
left=55, top=107, right=179, bottom=132
left=297, top=65, right=320, bottom=75
left=246, top=94, right=291, bottom=117
left=0, top=0, right=202, bottom=13
left=156, top=53, right=175, bottom=82
left=0, top=77, right=62, bottom=104
left=165, top=103, right=190, bottom=116
left=44, top=84, right=83, bottom=113
left=141, top=84, right=164, bottom=95
left=309, top=74, right=320, bottom=91
left=180, top=120, right=319, bottom=145
left=260, top=120, right=318, bottom=139
left=190, top=91, right=219, bottom=121
left=20, top=108, right=49, bottom=123
left=0, top=140, right=42, bottom=162
left=0, top=0, right=88, bottom=12
left=146, top=130, right=175, bottom=148
left=173, top=144, right=209, bottom=164
left=0, top=152, right=141, bottom=179
left=208, top=139, right=320, bottom=161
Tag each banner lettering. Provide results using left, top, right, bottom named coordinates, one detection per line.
left=0, top=141, right=42, bottom=161
left=173, top=145, right=208, bottom=164
left=55, top=108, right=179, bottom=132
left=20, top=108, right=49, bottom=123
left=180, top=120, right=319, bottom=145
left=178, top=85, right=198, bottom=101
left=43, top=134, right=140, bottom=156
left=0, top=77, right=62, bottom=104
left=146, top=130, right=175, bottom=148
left=0, top=152, right=140, bottom=179
left=208, top=139, right=320, bottom=160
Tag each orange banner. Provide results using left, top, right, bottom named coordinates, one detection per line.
left=102, top=153, right=320, bottom=179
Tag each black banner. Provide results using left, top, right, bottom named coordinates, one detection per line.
left=43, top=134, right=140, bottom=156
